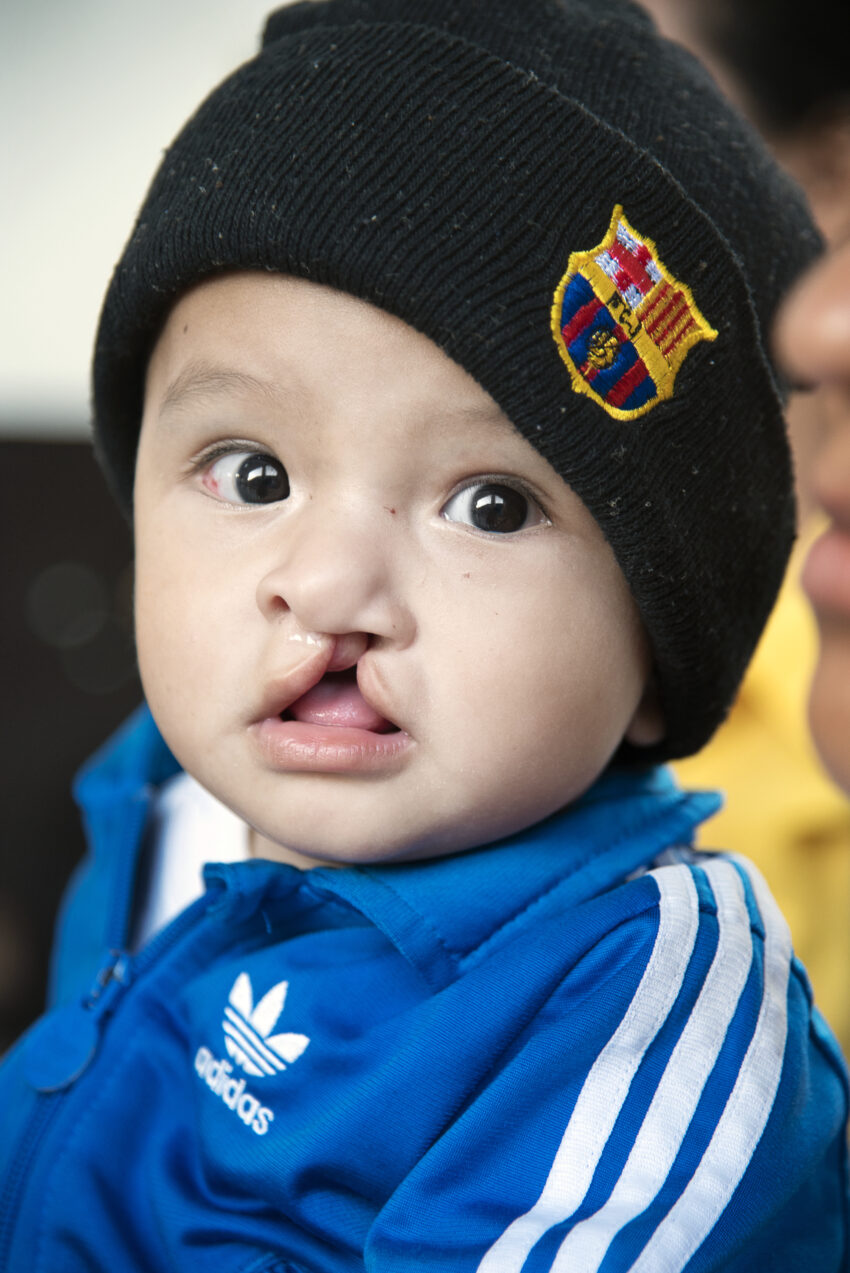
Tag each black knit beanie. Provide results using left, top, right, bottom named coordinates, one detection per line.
left=92, top=0, right=821, bottom=762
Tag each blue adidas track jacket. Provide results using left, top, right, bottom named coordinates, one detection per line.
left=0, top=705, right=847, bottom=1272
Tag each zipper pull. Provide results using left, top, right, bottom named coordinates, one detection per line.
left=82, top=950, right=131, bottom=1014
left=24, top=952, right=131, bottom=1093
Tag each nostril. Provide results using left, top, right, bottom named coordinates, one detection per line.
left=263, top=593, right=290, bottom=618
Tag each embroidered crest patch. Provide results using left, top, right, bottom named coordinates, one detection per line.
left=551, top=206, right=717, bottom=420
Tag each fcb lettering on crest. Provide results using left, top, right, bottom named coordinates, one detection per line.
left=551, top=206, right=717, bottom=420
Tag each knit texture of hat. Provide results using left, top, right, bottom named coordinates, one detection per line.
left=92, top=0, right=821, bottom=761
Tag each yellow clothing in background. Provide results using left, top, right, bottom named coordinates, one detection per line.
left=675, top=527, right=850, bottom=1057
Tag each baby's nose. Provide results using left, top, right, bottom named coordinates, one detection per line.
left=255, top=506, right=414, bottom=644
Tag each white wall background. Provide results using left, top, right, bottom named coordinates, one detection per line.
left=0, top=0, right=286, bottom=436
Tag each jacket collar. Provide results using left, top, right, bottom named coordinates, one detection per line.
left=307, top=767, right=721, bottom=991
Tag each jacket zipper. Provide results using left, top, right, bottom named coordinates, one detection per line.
left=0, top=887, right=221, bottom=1271
left=0, top=1094, right=60, bottom=1269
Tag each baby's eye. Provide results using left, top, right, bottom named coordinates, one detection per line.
left=204, top=451, right=290, bottom=504
left=441, top=480, right=548, bottom=534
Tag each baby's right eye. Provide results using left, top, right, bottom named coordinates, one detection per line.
left=204, top=451, right=290, bottom=504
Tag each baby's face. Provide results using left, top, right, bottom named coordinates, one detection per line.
left=134, top=272, right=662, bottom=867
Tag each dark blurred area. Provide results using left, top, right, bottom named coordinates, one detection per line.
left=696, top=0, right=850, bottom=134
left=0, top=439, right=141, bottom=1051
left=640, top=0, right=850, bottom=253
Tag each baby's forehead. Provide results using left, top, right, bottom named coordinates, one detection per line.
left=150, top=272, right=480, bottom=384
left=144, top=271, right=524, bottom=443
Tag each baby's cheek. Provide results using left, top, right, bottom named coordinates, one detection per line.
left=134, top=569, right=202, bottom=731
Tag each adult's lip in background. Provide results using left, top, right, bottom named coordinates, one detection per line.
left=802, top=522, right=850, bottom=619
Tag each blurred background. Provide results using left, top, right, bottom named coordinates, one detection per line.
left=0, top=0, right=276, bottom=1048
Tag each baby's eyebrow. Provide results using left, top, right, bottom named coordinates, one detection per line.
left=450, top=402, right=508, bottom=426
left=158, top=362, right=279, bottom=415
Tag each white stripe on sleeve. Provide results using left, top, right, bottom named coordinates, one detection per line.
left=627, top=857, right=792, bottom=1273
left=476, top=866, right=699, bottom=1273
left=550, top=859, right=753, bottom=1271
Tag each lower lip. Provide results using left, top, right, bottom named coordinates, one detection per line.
left=251, top=717, right=413, bottom=773
left=802, top=526, right=850, bottom=617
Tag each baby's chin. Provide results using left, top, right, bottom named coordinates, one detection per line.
left=242, top=789, right=580, bottom=869
left=246, top=824, right=471, bottom=870
left=248, top=828, right=346, bottom=871
left=179, top=730, right=609, bottom=869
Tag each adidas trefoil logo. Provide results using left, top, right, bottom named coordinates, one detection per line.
left=194, top=972, right=311, bottom=1136
left=223, top=971, right=310, bottom=1078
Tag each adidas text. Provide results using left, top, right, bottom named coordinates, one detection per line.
left=195, top=1046, right=274, bottom=1136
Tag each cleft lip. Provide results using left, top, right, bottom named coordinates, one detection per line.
left=253, top=638, right=406, bottom=736
left=253, top=641, right=337, bottom=723
left=353, top=657, right=405, bottom=735
left=279, top=669, right=400, bottom=733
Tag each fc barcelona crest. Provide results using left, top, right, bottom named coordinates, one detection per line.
left=551, top=206, right=717, bottom=420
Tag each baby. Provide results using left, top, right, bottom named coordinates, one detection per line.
left=1, top=1, right=847, bottom=1270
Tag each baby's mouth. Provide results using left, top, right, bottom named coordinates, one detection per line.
left=281, top=667, right=399, bottom=734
